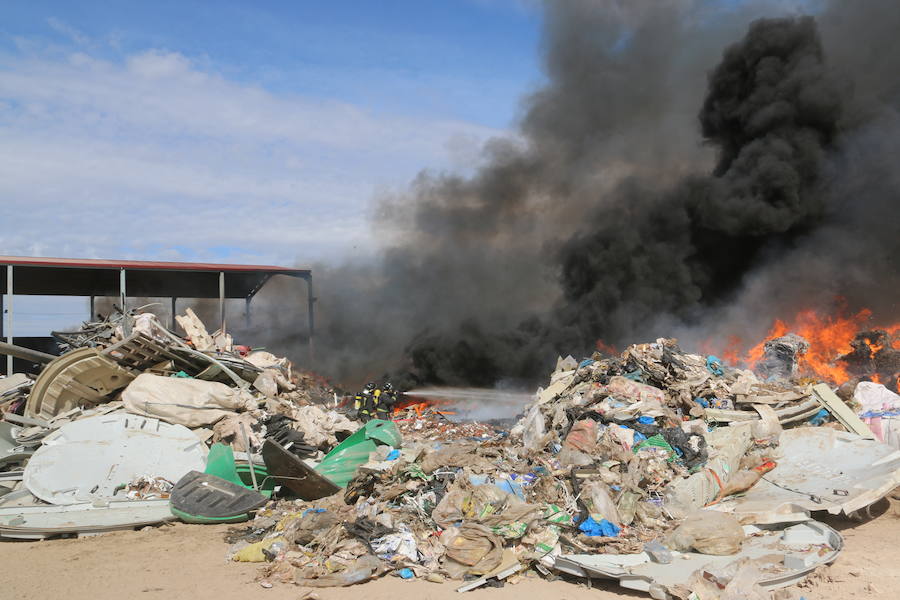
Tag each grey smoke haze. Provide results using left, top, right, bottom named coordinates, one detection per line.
left=304, top=0, right=900, bottom=389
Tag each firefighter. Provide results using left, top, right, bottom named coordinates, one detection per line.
left=353, top=382, right=377, bottom=421
left=374, top=382, right=397, bottom=421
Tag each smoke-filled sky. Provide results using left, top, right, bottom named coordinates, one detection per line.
left=3, top=1, right=898, bottom=387
left=314, top=0, right=900, bottom=388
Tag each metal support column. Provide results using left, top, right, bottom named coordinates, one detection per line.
left=245, top=297, right=251, bottom=329
left=89, top=295, right=95, bottom=320
left=218, top=271, right=226, bottom=332
left=119, top=268, right=130, bottom=336
left=171, top=297, right=177, bottom=330
left=6, top=265, right=12, bottom=375
left=305, top=275, right=315, bottom=362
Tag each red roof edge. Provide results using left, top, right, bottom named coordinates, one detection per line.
left=0, top=255, right=310, bottom=274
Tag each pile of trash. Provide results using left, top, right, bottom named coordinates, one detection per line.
left=3, top=325, right=899, bottom=599
left=0, top=306, right=349, bottom=538
left=214, top=337, right=900, bottom=598
left=393, top=404, right=502, bottom=442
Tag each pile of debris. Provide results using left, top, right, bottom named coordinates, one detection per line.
left=0, top=307, right=348, bottom=538
left=393, top=404, right=502, bottom=442
left=3, top=324, right=899, bottom=599
left=216, top=337, right=900, bottom=598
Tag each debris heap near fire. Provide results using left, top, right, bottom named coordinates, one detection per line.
left=219, top=328, right=900, bottom=597
left=4, top=305, right=900, bottom=597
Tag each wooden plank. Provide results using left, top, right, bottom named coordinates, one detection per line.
left=811, top=383, right=875, bottom=439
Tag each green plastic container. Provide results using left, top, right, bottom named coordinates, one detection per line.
left=315, top=420, right=402, bottom=488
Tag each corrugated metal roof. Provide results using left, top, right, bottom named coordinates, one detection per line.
left=0, top=255, right=309, bottom=274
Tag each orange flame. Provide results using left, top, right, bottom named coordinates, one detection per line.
left=595, top=339, right=618, bottom=356
left=706, top=304, right=899, bottom=387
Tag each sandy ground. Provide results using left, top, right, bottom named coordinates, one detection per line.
left=1, top=500, right=899, bottom=600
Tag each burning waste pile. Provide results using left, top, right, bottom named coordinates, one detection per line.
left=203, top=332, right=898, bottom=598
left=1, top=303, right=899, bottom=598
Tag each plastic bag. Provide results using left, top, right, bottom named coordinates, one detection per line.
left=855, top=382, right=900, bottom=448
left=441, top=523, right=503, bottom=577
left=582, top=480, right=621, bottom=526
left=295, top=554, right=385, bottom=587
left=231, top=536, right=287, bottom=562
left=521, top=405, right=547, bottom=451
left=685, top=557, right=769, bottom=600
left=371, top=524, right=418, bottom=561
left=605, top=376, right=666, bottom=404
left=667, top=511, right=745, bottom=555
left=564, top=419, right=598, bottom=453
left=616, top=490, right=640, bottom=526
left=644, top=540, right=672, bottom=564
left=578, top=516, right=620, bottom=537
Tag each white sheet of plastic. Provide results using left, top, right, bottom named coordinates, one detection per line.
left=711, top=426, right=900, bottom=523
left=554, top=520, right=842, bottom=600
left=0, top=499, right=173, bottom=539
left=24, top=413, right=207, bottom=505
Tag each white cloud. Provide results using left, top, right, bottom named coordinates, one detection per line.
left=46, top=17, right=90, bottom=47
left=0, top=43, right=504, bottom=266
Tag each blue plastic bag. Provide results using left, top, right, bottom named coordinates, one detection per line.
left=706, top=356, right=724, bottom=376
left=578, top=517, right=620, bottom=537
left=808, top=408, right=829, bottom=426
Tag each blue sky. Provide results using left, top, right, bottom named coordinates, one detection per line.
left=0, top=1, right=541, bottom=333
left=4, top=1, right=542, bottom=127
left=0, top=0, right=542, bottom=260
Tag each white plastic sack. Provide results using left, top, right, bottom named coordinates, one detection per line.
left=122, top=373, right=256, bottom=427
left=855, top=382, right=900, bottom=449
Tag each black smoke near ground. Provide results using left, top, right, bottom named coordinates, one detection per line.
left=310, top=1, right=900, bottom=390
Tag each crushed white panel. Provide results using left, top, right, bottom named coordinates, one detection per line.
left=554, top=520, right=842, bottom=599
left=711, top=427, right=900, bottom=523
left=0, top=499, right=173, bottom=539
left=24, top=413, right=207, bottom=505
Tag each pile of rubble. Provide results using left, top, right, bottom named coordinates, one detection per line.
left=216, top=337, right=900, bottom=598
left=3, top=326, right=900, bottom=599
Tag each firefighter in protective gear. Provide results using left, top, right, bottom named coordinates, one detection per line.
left=377, top=382, right=399, bottom=420
left=374, top=381, right=397, bottom=421
left=353, top=382, right=377, bottom=421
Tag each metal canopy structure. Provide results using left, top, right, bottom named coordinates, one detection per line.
left=0, top=256, right=314, bottom=374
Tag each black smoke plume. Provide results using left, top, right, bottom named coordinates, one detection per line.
left=309, top=1, right=900, bottom=390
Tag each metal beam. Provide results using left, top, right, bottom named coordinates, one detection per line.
left=219, top=271, right=225, bottom=332
left=305, top=274, right=315, bottom=362
left=119, top=268, right=130, bottom=336
left=171, top=297, right=177, bottom=330
left=89, top=295, right=95, bottom=320
left=245, top=296, right=251, bottom=328
left=6, top=265, right=12, bottom=375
